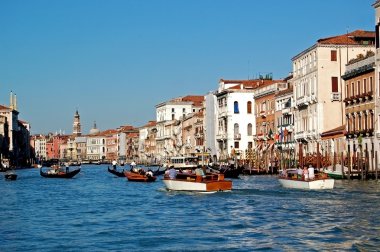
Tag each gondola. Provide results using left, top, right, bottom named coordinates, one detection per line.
left=40, top=167, right=81, bottom=178
left=107, top=166, right=126, bottom=177
left=4, top=172, right=17, bottom=180
left=150, top=167, right=167, bottom=176
left=124, top=171, right=157, bottom=182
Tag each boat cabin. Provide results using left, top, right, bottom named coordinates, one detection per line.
left=169, top=156, right=199, bottom=169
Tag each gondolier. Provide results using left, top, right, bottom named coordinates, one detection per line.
left=112, top=160, right=117, bottom=170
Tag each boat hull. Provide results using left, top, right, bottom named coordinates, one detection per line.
left=40, top=168, right=81, bottom=178
left=278, top=178, right=335, bottom=190
left=163, top=178, right=232, bottom=192
left=107, top=167, right=126, bottom=177
left=5, top=174, right=17, bottom=180
left=124, top=171, right=156, bottom=182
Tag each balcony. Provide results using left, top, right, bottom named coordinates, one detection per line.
left=259, top=111, right=266, bottom=118
left=331, top=92, right=341, bottom=101
left=295, top=96, right=309, bottom=108
left=234, top=133, right=241, bottom=140
left=282, top=107, right=291, bottom=115
left=216, top=133, right=227, bottom=140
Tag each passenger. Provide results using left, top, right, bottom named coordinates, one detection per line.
left=168, top=168, right=177, bottom=179
left=65, top=162, right=70, bottom=173
left=112, top=159, right=117, bottom=170
left=146, top=170, right=153, bottom=178
left=297, top=166, right=303, bottom=179
left=281, top=168, right=287, bottom=178
left=308, top=165, right=315, bottom=180
left=303, top=166, right=309, bottom=181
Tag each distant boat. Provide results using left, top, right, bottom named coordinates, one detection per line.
left=124, top=171, right=156, bottom=182
left=323, top=164, right=348, bottom=179
left=107, top=166, right=126, bottom=177
left=278, top=169, right=334, bottom=190
left=4, top=170, right=17, bottom=180
left=40, top=167, right=80, bottom=179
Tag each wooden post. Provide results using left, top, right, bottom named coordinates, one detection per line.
left=375, top=151, right=378, bottom=181
left=348, top=151, right=351, bottom=180
left=360, top=150, right=364, bottom=180
left=341, top=152, right=345, bottom=179
left=317, top=142, right=320, bottom=171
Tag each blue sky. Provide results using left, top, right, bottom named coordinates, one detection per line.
left=0, top=0, right=375, bottom=134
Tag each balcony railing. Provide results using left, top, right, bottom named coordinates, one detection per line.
left=331, top=92, right=341, bottom=102
left=234, top=133, right=241, bottom=140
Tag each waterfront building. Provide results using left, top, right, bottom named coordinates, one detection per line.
left=342, top=52, right=375, bottom=169
left=274, top=76, right=295, bottom=168
left=0, top=115, right=9, bottom=162
left=138, top=121, right=157, bottom=164
left=75, top=136, right=87, bottom=162
left=126, top=132, right=139, bottom=162
left=73, top=110, right=81, bottom=136
left=182, top=109, right=205, bottom=157
left=33, top=135, right=47, bottom=160
left=292, top=30, right=375, bottom=157
left=253, top=78, right=284, bottom=171
left=104, top=129, right=119, bottom=162
left=86, top=122, right=105, bottom=162
left=118, top=125, right=138, bottom=162
left=155, top=95, right=203, bottom=163
left=208, top=79, right=256, bottom=161
left=373, top=1, right=380, bottom=160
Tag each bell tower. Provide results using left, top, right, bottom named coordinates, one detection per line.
left=73, top=109, right=81, bottom=136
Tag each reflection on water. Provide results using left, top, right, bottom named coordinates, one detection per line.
left=0, top=165, right=380, bottom=251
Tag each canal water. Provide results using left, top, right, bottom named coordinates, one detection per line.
left=0, top=165, right=379, bottom=251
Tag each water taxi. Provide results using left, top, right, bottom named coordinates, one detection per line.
left=162, top=168, right=232, bottom=193
left=278, top=168, right=334, bottom=190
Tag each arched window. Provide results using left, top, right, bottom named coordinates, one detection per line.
left=234, top=101, right=239, bottom=114
left=234, top=123, right=239, bottom=135
left=247, top=123, right=252, bottom=136
left=247, top=101, right=252, bottom=114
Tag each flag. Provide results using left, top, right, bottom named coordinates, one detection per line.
left=268, top=128, right=273, bottom=139
left=275, top=133, right=279, bottom=141
left=279, top=127, right=284, bottom=142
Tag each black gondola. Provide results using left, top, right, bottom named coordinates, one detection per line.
left=107, top=166, right=126, bottom=177
left=40, top=167, right=81, bottom=178
left=150, top=167, right=166, bottom=176
left=5, top=172, right=17, bottom=180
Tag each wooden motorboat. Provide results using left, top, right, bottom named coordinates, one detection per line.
left=124, top=171, right=156, bottom=182
left=278, top=169, right=334, bottom=190
left=5, top=172, right=17, bottom=180
left=163, top=169, right=232, bottom=193
left=40, top=167, right=81, bottom=178
left=107, top=166, right=126, bottom=177
left=150, top=167, right=166, bottom=176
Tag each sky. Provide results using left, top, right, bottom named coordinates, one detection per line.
left=0, top=0, right=375, bottom=135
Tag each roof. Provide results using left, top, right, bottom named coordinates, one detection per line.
left=221, top=79, right=283, bottom=90
left=0, top=105, right=10, bottom=110
left=317, top=30, right=375, bottom=45
left=181, top=95, right=204, bottom=107
left=320, top=125, right=346, bottom=139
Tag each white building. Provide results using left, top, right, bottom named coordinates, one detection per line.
left=373, top=1, right=380, bottom=159
left=292, top=30, right=375, bottom=154
left=34, top=135, right=47, bottom=160
left=155, top=95, right=203, bottom=162
left=207, top=79, right=256, bottom=161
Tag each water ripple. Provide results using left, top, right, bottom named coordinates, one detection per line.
left=0, top=166, right=380, bottom=251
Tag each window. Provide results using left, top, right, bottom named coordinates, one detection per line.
left=247, top=123, right=252, bottom=136
left=234, top=123, right=239, bottom=135
left=172, top=108, right=175, bottom=112
left=182, top=108, right=186, bottom=112
left=248, top=142, right=253, bottom=149
left=234, top=101, right=239, bottom=114
left=331, top=50, right=337, bottom=61
left=234, top=142, right=239, bottom=148
left=357, top=81, right=361, bottom=95
left=331, top=77, right=338, bottom=92
left=364, top=78, right=367, bottom=93
left=172, top=114, right=175, bottom=120
left=247, top=101, right=252, bottom=114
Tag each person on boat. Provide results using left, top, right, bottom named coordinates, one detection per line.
left=146, top=170, right=153, bottom=178
left=64, top=162, right=70, bottom=173
left=308, top=165, right=315, bottom=180
left=112, top=159, right=117, bottom=170
left=168, top=167, right=177, bottom=179
left=297, top=166, right=303, bottom=179
left=281, top=168, right=287, bottom=178
left=303, top=166, right=309, bottom=181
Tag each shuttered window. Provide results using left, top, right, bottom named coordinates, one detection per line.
left=331, top=77, right=338, bottom=92
left=331, top=50, right=337, bottom=61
